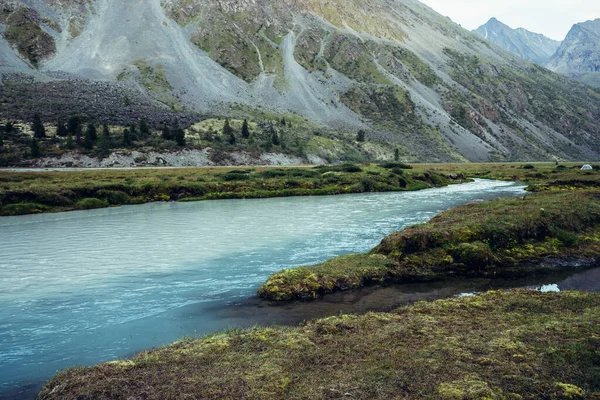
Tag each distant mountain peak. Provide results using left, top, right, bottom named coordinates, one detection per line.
left=473, top=18, right=561, bottom=65
left=545, top=18, right=600, bottom=87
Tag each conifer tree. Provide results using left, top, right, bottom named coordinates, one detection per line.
left=271, top=126, right=280, bottom=146
left=98, top=127, right=111, bottom=156
left=67, top=116, right=81, bottom=135
left=102, top=124, right=111, bottom=141
left=241, top=119, right=250, bottom=139
left=30, top=138, right=41, bottom=157
left=4, top=122, right=13, bottom=134
left=223, top=119, right=234, bottom=136
left=174, top=128, right=186, bottom=146
left=227, top=131, right=236, bottom=145
left=0, top=134, right=4, bottom=149
left=56, top=120, right=68, bottom=137
left=129, top=124, right=138, bottom=141
left=83, top=127, right=95, bottom=150
left=139, top=119, right=150, bottom=138
left=357, top=130, right=366, bottom=142
left=123, top=129, right=132, bottom=147
left=87, top=123, right=98, bottom=141
left=162, top=125, right=171, bottom=141
left=394, top=147, right=400, bottom=162
left=65, top=133, right=74, bottom=149
left=32, top=114, right=46, bottom=138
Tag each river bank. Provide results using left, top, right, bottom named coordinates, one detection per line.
left=0, top=163, right=459, bottom=216
left=38, top=290, right=600, bottom=399
left=1, top=162, right=596, bottom=217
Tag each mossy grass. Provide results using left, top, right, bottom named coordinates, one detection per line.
left=0, top=164, right=459, bottom=216
left=259, top=190, right=600, bottom=300
left=37, top=290, right=600, bottom=399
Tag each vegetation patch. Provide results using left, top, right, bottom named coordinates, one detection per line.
left=37, top=290, right=600, bottom=399
left=75, top=198, right=109, bottom=210
left=0, top=165, right=467, bottom=216
left=259, top=190, right=600, bottom=300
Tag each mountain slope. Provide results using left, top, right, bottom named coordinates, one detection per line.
left=545, top=19, right=600, bottom=88
left=1, top=0, right=600, bottom=162
left=473, top=18, right=561, bottom=65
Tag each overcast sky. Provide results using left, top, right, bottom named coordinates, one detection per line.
left=420, top=0, right=600, bottom=41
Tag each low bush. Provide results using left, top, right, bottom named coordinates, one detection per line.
left=75, top=198, right=109, bottom=210
left=96, top=190, right=131, bottom=205
left=381, top=162, right=413, bottom=169
left=1, top=202, right=49, bottom=215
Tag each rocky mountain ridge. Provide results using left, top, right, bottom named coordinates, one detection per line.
left=1, top=0, right=600, bottom=162
left=473, top=17, right=561, bottom=65
left=545, top=18, right=600, bottom=88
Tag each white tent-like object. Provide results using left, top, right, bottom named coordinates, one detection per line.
left=581, top=164, right=593, bottom=170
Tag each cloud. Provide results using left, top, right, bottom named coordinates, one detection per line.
left=420, top=0, right=600, bottom=40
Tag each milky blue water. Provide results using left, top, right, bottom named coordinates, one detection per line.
left=0, top=180, right=527, bottom=399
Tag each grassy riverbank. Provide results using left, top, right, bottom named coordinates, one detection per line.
left=1, top=162, right=596, bottom=216
left=259, top=190, right=600, bottom=300
left=0, top=163, right=459, bottom=216
left=38, top=290, right=600, bottom=399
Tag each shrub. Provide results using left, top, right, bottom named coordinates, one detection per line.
left=381, top=162, right=413, bottom=169
left=555, top=229, right=580, bottom=248
left=96, top=190, right=131, bottom=205
left=222, top=171, right=251, bottom=181
left=1, top=202, right=49, bottom=216
left=523, top=164, right=535, bottom=170
left=451, top=242, right=494, bottom=270
left=259, top=169, right=288, bottom=179
left=316, top=164, right=362, bottom=173
left=75, top=198, right=109, bottom=210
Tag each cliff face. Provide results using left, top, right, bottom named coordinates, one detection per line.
left=473, top=18, right=561, bottom=65
left=2, top=0, right=600, bottom=162
left=545, top=19, right=600, bottom=88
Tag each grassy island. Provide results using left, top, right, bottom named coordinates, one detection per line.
left=0, top=163, right=459, bottom=216
left=258, top=190, right=600, bottom=300
left=38, top=290, right=600, bottom=399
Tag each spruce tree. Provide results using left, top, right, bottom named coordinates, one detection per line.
left=129, top=124, right=138, bottom=141
left=87, top=123, right=98, bottom=141
left=56, top=120, right=68, bottom=137
left=356, top=130, right=366, bottom=142
left=123, top=129, right=132, bottom=147
left=4, top=122, right=13, bottom=134
left=67, top=116, right=82, bottom=144
left=32, top=114, right=46, bottom=139
left=139, top=119, right=150, bottom=138
left=174, top=128, right=186, bottom=146
left=98, top=127, right=111, bottom=156
left=223, top=119, right=234, bottom=136
left=83, top=129, right=94, bottom=150
left=65, top=133, right=74, bottom=149
left=30, top=138, right=41, bottom=157
left=102, top=124, right=111, bottom=141
left=162, top=125, right=172, bottom=141
left=241, top=119, right=250, bottom=139
left=227, top=131, right=236, bottom=145
left=280, top=117, right=286, bottom=126
left=394, top=148, right=400, bottom=162
left=67, top=116, right=81, bottom=136
left=271, top=126, right=280, bottom=146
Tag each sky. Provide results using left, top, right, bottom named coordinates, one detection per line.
left=420, top=0, right=600, bottom=41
